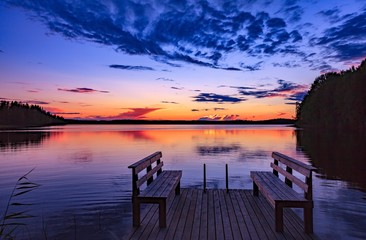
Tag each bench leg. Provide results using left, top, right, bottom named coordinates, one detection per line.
left=175, top=181, right=181, bottom=195
left=159, top=200, right=167, bottom=228
left=275, top=206, right=284, bottom=232
left=132, top=199, right=141, bottom=227
left=253, top=182, right=259, bottom=196
left=304, top=207, right=313, bottom=233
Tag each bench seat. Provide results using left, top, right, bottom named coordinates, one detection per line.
left=251, top=171, right=312, bottom=208
left=129, top=152, right=182, bottom=228
left=251, top=152, right=316, bottom=233
left=138, top=170, right=182, bottom=199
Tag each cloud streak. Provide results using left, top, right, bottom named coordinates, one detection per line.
left=109, top=64, right=155, bottom=71
left=198, top=114, right=240, bottom=121
left=228, top=79, right=308, bottom=103
left=193, top=93, right=244, bottom=103
left=58, top=87, right=109, bottom=93
left=91, top=108, right=162, bottom=120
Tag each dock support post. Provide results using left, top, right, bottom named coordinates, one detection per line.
left=226, top=164, right=229, bottom=193
left=203, top=163, right=206, bottom=193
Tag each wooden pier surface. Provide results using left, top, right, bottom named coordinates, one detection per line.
left=125, top=188, right=318, bottom=240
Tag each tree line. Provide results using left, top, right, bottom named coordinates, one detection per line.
left=296, top=59, right=366, bottom=132
left=0, top=101, right=64, bottom=128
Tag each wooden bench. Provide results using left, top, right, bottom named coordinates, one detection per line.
left=250, top=152, right=317, bottom=233
left=128, top=151, right=182, bottom=228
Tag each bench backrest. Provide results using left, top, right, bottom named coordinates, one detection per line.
left=128, top=151, right=164, bottom=197
left=271, top=152, right=317, bottom=200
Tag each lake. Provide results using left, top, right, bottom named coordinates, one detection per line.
left=0, top=124, right=365, bottom=239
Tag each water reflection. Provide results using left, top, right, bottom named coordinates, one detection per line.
left=0, top=131, right=58, bottom=151
left=1, top=125, right=365, bottom=239
left=196, top=144, right=241, bottom=156
left=296, top=129, right=366, bottom=191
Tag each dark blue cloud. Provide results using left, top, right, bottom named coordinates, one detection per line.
left=5, top=0, right=306, bottom=70
left=240, top=61, right=264, bottom=71
left=281, top=5, right=304, bottom=22
left=274, top=79, right=299, bottom=92
left=266, top=18, right=286, bottom=28
left=191, top=107, right=227, bottom=112
left=317, top=8, right=341, bottom=23
left=193, top=93, right=243, bottom=103
left=237, top=79, right=306, bottom=99
left=58, top=87, right=109, bottom=93
left=171, top=87, right=184, bottom=90
left=285, top=90, right=307, bottom=102
left=311, top=11, right=366, bottom=61
left=109, top=64, right=155, bottom=71
left=26, top=100, right=49, bottom=105
left=273, top=61, right=301, bottom=68
left=0, top=50, right=4, bottom=53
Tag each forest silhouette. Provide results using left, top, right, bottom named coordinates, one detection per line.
left=0, top=101, right=64, bottom=129
left=296, top=59, right=366, bottom=132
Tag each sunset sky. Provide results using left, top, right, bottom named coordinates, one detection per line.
left=1, top=0, right=365, bottom=120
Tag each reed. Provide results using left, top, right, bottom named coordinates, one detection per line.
left=0, top=168, right=39, bottom=239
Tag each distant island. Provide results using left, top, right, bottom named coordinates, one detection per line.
left=296, top=58, right=366, bottom=132
left=65, top=118, right=296, bottom=125
left=0, top=101, right=65, bottom=129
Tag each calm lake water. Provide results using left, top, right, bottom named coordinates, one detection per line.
left=0, top=124, right=365, bottom=239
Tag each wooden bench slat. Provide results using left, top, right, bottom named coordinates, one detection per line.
left=270, top=163, right=309, bottom=192
left=260, top=172, right=307, bottom=204
left=158, top=171, right=182, bottom=198
left=128, top=151, right=162, bottom=174
left=136, top=161, right=164, bottom=188
left=139, top=171, right=172, bottom=197
left=272, top=152, right=316, bottom=177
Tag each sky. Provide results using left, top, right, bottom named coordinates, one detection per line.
left=1, top=0, right=365, bottom=121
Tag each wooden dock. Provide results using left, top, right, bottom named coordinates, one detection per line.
left=125, top=188, right=318, bottom=240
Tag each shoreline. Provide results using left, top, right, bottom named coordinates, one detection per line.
left=0, top=119, right=296, bottom=130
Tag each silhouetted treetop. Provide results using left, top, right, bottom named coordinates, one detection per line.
left=296, top=59, right=366, bottom=132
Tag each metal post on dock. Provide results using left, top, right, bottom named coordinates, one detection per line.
left=226, top=164, right=229, bottom=193
left=203, top=163, right=206, bottom=193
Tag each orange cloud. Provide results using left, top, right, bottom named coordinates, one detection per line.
left=90, top=108, right=163, bottom=120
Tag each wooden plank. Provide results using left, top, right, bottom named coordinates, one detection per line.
left=220, top=190, right=241, bottom=240
left=270, top=163, right=308, bottom=192
left=125, top=203, right=156, bottom=240
left=229, top=189, right=251, bottom=239
left=213, top=190, right=225, bottom=240
left=253, top=193, right=288, bottom=240
left=199, top=189, right=208, bottom=240
left=147, top=188, right=183, bottom=240
left=136, top=161, right=164, bottom=188
left=181, top=189, right=199, bottom=239
left=233, top=190, right=261, bottom=240
left=272, top=152, right=316, bottom=177
left=244, top=190, right=278, bottom=240
left=129, top=204, right=159, bottom=240
left=174, top=189, right=197, bottom=239
left=207, top=190, right=215, bottom=240
left=128, top=151, right=162, bottom=174
left=190, top=189, right=203, bottom=240
left=163, top=187, right=190, bottom=240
